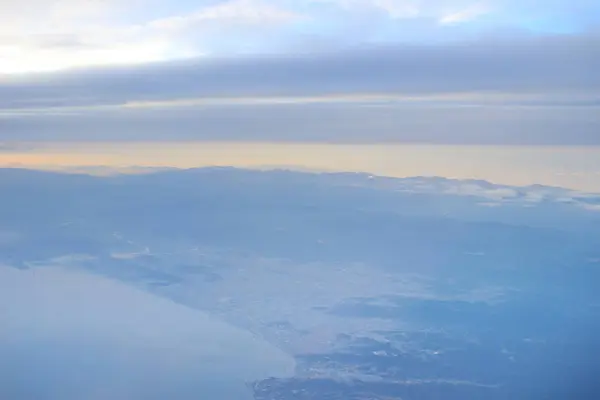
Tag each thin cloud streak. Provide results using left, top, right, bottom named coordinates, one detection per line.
left=2, top=102, right=599, bottom=145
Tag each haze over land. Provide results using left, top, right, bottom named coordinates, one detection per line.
left=1, top=168, right=599, bottom=399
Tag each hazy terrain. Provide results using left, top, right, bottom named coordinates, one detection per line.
left=1, top=167, right=599, bottom=399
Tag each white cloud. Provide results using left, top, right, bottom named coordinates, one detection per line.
left=312, top=0, right=494, bottom=21
left=581, top=203, right=600, bottom=212
left=316, top=0, right=420, bottom=18
left=439, top=2, right=491, bottom=24
left=0, top=0, right=597, bottom=73
left=148, top=0, right=303, bottom=30
left=0, top=39, right=170, bottom=74
left=371, top=0, right=420, bottom=18
left=0, top=0, right=114, bottom=31
left=0, top=0, right=302, bottom=73
left=0, top=0, right=169, bottom=73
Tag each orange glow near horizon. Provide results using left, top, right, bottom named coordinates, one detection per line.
left=2, top=142, right=600, bottom=193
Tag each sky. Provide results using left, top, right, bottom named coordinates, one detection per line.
left=0, top=0, right=599, bottom=183
left=0, top=0, right=598, bottom=73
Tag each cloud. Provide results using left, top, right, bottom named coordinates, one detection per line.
left=0, top=1, right=598, bottom=146
left=368, top=0, right=420, bottom=18
left=1, top=101, right=599, bottom=145
left=439, top=2, right=491, bottom=24
left=1, top=33, right=598, bottom=110
left=1, top=0, right=599, bottom=73
left=148, top=0, right=302, bottom=29
left=314, top=0, right=420, bottom=19
left=0, top=0, right=171, bottom=73
left=0, top=31, right=598, bottom=146
left=0, top=142, right=38, bottom=152
left=0, top=0, right=303, bottom=73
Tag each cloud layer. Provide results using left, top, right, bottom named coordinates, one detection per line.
left=0, top=0, right=598, bottom=145
left=2, top=33, right=599, bottom=107
left=1, top=0, right=599, bottom=73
